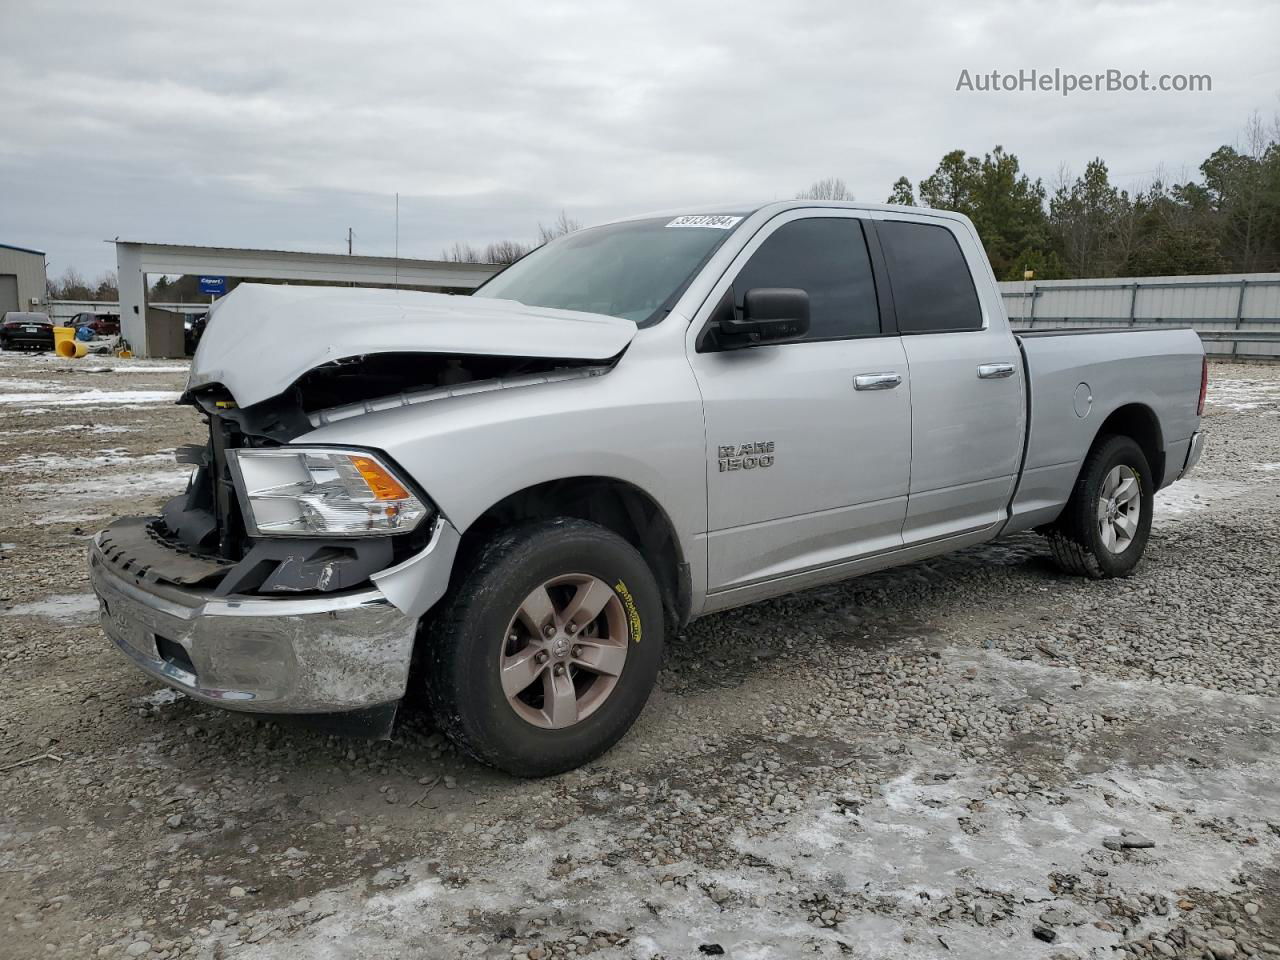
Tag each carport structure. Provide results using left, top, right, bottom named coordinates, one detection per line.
left=114, top=241, right=500, bottom=357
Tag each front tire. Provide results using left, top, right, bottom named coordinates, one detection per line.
left=1047, top=434, right=1154, bottom=579
left=424, top=519, right=664, bottom=777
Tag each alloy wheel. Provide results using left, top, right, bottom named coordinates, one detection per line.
left=499, top=574, right=629, bottom=729
left=1097, top=464, right=1141, bottom=553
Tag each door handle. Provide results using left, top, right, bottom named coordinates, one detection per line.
left=977, top=362, right=1016, bottom=379
left=854, top=372, right=902, bottom=391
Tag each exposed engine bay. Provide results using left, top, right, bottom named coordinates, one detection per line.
left=111, top=352, right=610, bottom=599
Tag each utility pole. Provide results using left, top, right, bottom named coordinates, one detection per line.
left=346, top=227, right=354, bottom=255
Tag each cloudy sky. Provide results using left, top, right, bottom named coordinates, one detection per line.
left=2, top=0, right=1278, bottom=280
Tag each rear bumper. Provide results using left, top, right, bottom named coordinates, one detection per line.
left=2, top=333, right=54, bottom=349
left=88, top=531, right=420, bottom=720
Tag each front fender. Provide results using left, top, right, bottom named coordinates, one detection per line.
left=296, top=333, right=706, bottom=569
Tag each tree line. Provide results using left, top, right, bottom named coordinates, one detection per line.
left=439, top=210, right=581, bottom=264
left=46, top=268, right=118, bottom=301
left=801, top=113, right=1280, bottom=281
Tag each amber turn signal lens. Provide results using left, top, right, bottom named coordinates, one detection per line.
left=350, top=455, right=412, bottom=501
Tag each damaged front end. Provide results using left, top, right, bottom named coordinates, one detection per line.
left=151, top=391, right=430, bottom=599
left=90, top=344, right=615, bottom=735
left=152, top=349, right=609, bottom=596
left=90, top=383, right=445, bottom=732
left=90, top=282, right=634, bottom=733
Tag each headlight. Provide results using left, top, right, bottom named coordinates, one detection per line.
left=228, top=447, right=430, bottom=538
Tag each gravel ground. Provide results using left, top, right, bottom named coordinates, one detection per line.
left=1, top=351, right=1278, bottom=960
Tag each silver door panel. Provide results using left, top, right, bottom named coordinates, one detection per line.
left=901, top=475, right=1014, bottom=543
left=694, top=336, right=911, bottom=591
left=701, top=525, right=995, bottom=613
left=684, top=207, right=913, bottom=592
left=706, top=494, right=907, bottom=591
left=899, top=329, right=1024, bottom=543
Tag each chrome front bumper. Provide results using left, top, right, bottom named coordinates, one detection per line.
left=89, top=534, right=420, bottom=716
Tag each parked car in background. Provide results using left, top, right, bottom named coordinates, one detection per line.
left=69, top=312, right=121, bottom=337
left=90, top=201, right=1207, bottom=777
left=184, top=313, right=208, bottom=356
left=0, top=312, right=54, bottom=351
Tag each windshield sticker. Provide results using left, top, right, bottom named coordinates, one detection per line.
left=666, top=215, right=743, bottom=229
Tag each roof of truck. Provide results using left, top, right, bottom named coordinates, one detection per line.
left=614, top=199, right=972, bottom=226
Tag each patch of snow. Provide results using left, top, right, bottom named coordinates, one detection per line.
left=231, top=746, right=1280, bottom=960
left=1, top=593, right=100, bottom=623
left=0, top=389, right=181, bottom=406
left=31, top=511, right=109, bottom=527
left=0, top=423, right=137, bottom=438
left=21, top=468, right=192, bottom=500
left=0, top=451, right=173, bottom=472
left=1154, top=477, right=1253, bottom=522
left=82, top=364, right=189, bottom=374
left=0, top=377, right=68, bottom=392
left=1206, top=377, right=1280, bottom=413
left=138, top=688, right=184, bottom=707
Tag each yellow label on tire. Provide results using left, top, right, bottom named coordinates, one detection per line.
left=614, top=579, right=642, bottom=644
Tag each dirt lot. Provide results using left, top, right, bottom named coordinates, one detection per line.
left=1, top=352, right=1278, bottom=960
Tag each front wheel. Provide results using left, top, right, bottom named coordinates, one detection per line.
left=1047, top=434, right=1155, bottom=578
left=424, top=519, right=664, bottom=777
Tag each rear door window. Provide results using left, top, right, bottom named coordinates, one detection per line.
left=878, top=220, right=983, bottom=333
left=733, top=218, right=881, bottom=340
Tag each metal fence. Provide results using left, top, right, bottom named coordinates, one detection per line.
left=45, top=280, right=1280, bottom=361
left=45, top=299, right=209, bottom=324
left=999, top=274, right=1280, bottom=359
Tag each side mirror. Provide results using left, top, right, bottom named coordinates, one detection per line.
left=716, top=288, right=810, bottom=349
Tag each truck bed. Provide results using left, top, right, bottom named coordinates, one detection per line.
left=1007, top=326, right=1204, bottom=531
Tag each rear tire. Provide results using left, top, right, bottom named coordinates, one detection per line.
left=424, top=518, right=664, bottom=777
left=1047, top=434, right=1154, bottom=579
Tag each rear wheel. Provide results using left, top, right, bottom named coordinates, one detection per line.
left=1047, top=434, right=1154, bottom=578
left=424, top=519, right=664, bottom=777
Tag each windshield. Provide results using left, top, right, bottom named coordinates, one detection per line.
left=472, top=214, right=747, bottom=326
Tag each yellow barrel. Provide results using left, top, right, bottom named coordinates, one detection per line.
left=53, top=326, right=75, bottom=349
left=56, top=338, right=89, bottom=359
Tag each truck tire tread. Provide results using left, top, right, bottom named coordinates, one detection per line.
left=1046, top=528, right=1104, bottom=578
left=423, top=518, right=664, bottom=777
left=422, top=525, right=529, bottom=767
left=1046, top=433, right=1153, bottom=580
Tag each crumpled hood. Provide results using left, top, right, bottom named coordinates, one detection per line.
left=187, top=283, right=636, bottom=408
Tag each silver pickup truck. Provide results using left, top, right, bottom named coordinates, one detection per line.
left=89, top=201, right=1207, bottom=776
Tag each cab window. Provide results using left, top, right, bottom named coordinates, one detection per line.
left=733, top=218, right=881, bottom=340
left=878, top=220, right=983, bottom=333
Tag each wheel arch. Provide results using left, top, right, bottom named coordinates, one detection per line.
left=1091, top=402, right=1165, bottom=489
left=455, top=476, right=692, bottom=631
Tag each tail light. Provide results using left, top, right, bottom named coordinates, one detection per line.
left=1197, top=356, right=1208, bottom=417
